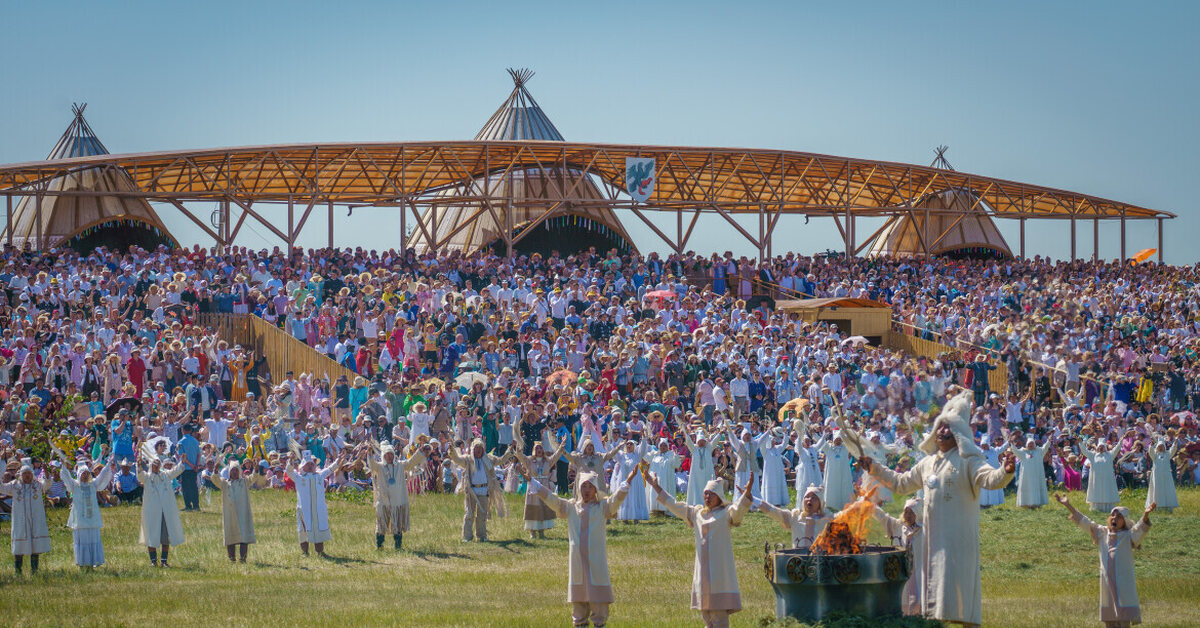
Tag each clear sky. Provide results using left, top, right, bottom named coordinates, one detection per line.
left=1, top=1, right=1196, bottom=263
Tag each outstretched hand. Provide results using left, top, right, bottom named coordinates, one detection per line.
left=742, top=473, right=755, bottom=495
left=1144, top=502, right=1156, bottom=524
left=1053, top=492, right=1070, bottom=507
left=645, top=472, right=661, bottom=492
left=857, top=456, right=873, bottom=472
left=625, top=468, right=639, bottom=485
left=1000, top=451, right=1017, bottom=474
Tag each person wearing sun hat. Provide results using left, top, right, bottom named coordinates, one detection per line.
left=647, top=471, right=755, bottom=628
left=0, top=458, right=51, bottom=575
left=527, top=467, right=638, bottom=628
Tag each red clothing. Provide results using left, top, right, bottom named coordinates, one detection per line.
left=127, top=357, right=147, bottom=396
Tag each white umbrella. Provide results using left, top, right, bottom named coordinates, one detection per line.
left=842, top=335, right=869, bottom=346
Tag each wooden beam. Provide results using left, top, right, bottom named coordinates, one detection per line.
left=165, top=199, right=224, bottom=244
left=854, top=215, right=900, bottom=256
left=708, top=203, right=761, bottom=249
left=227, top=197, right=290, bottom=242
left=628, top=206, right=679, bottom=252
left=328, top=201, right=334, bottom=249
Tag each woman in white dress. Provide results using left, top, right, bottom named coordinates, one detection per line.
left=758, top=426, right=791, bottom=507
left=684, top=429, right=720, bottom=507
left=725, top=426, right=764, bottom=503
left=1, top=459, right=51, bottom=575
left=819, top=432, right=854, bottom=511
left=286, top=451, right=344, bottom=556
left=610, top=438, right=650, bottom=522
left=979, top=438, right=1007, bottom=507
left=646, top=439, right=681, bottom=515
left=1015, top=437, right=1052, bottom=508
left=57, top=452, right=115, bottom=568
left=1145, top=440, right=1179, bottom=513
left=1083, top=438, right=1120, bottom=512
left=792, top=429, right=823, bottom=508
left=1056, top=493, right=1155, bottom=627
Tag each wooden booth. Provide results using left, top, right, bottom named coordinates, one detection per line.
left=776, top=297, right=892, bottom=345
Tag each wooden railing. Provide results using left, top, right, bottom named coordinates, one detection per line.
left=884, top=330, right=1009, bottom=393
left=198, top=313, right=357, bottom=385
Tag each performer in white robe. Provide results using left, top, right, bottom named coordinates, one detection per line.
left=513, top=431, right=566, bottom=537
left=556, top=434, right=621, bottom=495
left=1056, top=493, right=1154, bottom=627
left=758, top=426, right=791, bottom=507
left=648, top=472, right=754, bottom=628
left=873, top=497, right=926, bottom=617
left=838, top=413, right=904, bottom=506
left=1084, top=440, right=1119, bottom=512
left=207, top=460, right=256, bottom=561
left=609, top=439, right=650, bottom=522
left=859, top=391, right=1015, bottom=627
left=447, top=438, right=514, bottom=542
left=1015, top=437, right=1052, bottom=508
left=286, top=451, right=343, bottom=555
left=1145, top=441, right=1178, bottom=513
left=758, top=485, right=835, bottom=548
left=528, top=469, right=635, bottom=628
left=138, top=454, right=186, bottom=567
left=792, top=430, right=823, bottom=508
left=1, top=459, right=51, bottom=575
left=725, top=426, right=764, bottom=503
left=684, top=429, right=720, bottom=507
left=646, top=439, right=681, bottom=515
left=820, top=433, right=854, bottom=511
left=58, top=453, right=115, bottom=568
left=368, top=442, right=427, bottom=548
left=979, top=438, right=1007, bottom=507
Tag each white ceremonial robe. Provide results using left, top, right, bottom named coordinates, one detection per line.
left=655, top=486, right=753, bottom=612
left=1015, top=444, right=1051, bottom=507
left=369, top=452, right=426, bottom=534
left=874, top=508, right=926, bottom=617
left=869, top=448, right=1013, bottom=626
left=860, top=441, right=901, bottom=504
left=979, top=448, right=1006, bottom=506
left=1146, top=447, right=1179, bottom=511
left=730, top=435, right=764, bottom=503
left=758, top=502, right=833, bottom=548
left=646, top=451, right=681, bottom=514
left=1084, top=449, right=1119, bottom=511
left=62, top=467, right=113, bottom=566
left=0, top=477, right=51, bottom=555
left=288, top=466, right=335, bottom=543
left=139, top=466, right=186, bottom=547
left=820, top=442, right=854, bottom=511
left=759, top=439, right=790, bottom=507
left=686, top=442, right=718, bottom=507
left=610, top=441, right=649, bottom=521
left=211, top=475, right=256, bottom=545
left=792, top=440, right=823, bottom=506
left=533, top=484, right=630, bottom=603
left=1071, top=511, right=1149, bottom=625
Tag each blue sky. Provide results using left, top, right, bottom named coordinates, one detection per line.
left=1, top=1, right=1196, bottom=262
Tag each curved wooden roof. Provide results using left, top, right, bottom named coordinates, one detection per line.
left=0, top=140, right=1172, bottom=219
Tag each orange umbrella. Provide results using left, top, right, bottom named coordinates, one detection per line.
left=546, top=369, right=577, bottom=387
left=1130, top=248, right=1156, bottom=265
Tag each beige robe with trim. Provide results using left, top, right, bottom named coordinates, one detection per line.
left=139, top=465, right=187, bottom=547
left=533, top=484, right=629, bottom=603
left=0, top=477, right=51, bottom=555
left=211, top=474, right=256, bottom=545
left=369, top=451, right=426, bottom=534
left=655, top=486, right=752, bottom=612
left=1071, top=511, right=1149, bottom=625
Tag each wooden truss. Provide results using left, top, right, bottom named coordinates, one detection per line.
left=0, top=141, right=1172, bottom=261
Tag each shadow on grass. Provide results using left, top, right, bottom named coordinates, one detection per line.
left=488, top=538, right=535, bottom=553
left=409, top=548, right=474, bottom=561
left=318, top=554, right=377, bottom=566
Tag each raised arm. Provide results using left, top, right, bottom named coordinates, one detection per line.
left=527, top=477, right=569, bottom=518
left=403, top=448, right=428, bottom=472
left=756, top=499, right=794, bottom=531
left=860, top=455, right=925, bottom=496
left=645, top=471, right=693, bottom=522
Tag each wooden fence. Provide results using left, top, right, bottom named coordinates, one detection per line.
left=197, top=313, right=357, bottom=385
left=884, top=330, right=1009, bottom=393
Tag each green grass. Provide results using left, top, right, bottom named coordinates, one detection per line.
left=1, top=486, right=1197, bottom=627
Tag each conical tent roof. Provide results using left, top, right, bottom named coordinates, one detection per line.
left=5, top=104, right=176, bottom=251
left=407, top=70, right=635, bottom=255
left=867, top=188, right=1012, bottom=258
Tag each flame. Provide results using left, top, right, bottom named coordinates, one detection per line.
left=810, top=487, right=877, bottom=555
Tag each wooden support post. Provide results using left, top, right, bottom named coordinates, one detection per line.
left=1070, top=217, right=1076, bottom=261
left=5, top=194, right=11, bottom=247
left=287, top=195, right=295, bottom=261
left=758, top=206, right=765, bottom=261
left=1093, top=219, right=1099, bottom=263
left=327, top=201, right=334, bottom=249
left=677, top=207, right=683, bottom=254
left=1120, top=214, right=1126, bottom=262
left=222, top=199, right=231, bottom=250
left=923, top=206, right=930, bottom=256
left=505, top=198, right=513, bottom=260
left=35, top=188, right=43, bottom=250
left=844, top=205, right=851, bottom=258
left=1157, top=218, right=1164, bottom=263
left=1019, top=218, right=1026, bottom=259
left=848, top=214, right=855, bottom=259
left=399, top=201, right=406, bottom=255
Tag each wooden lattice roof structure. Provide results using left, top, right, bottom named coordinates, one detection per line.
left=0, top=102, right=1172, bottom=258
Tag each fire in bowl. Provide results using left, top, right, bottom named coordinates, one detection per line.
left=763, top=543, right=911, bottom=623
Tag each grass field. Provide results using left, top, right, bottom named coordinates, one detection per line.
left=1, top=485, right=1197, bottom=627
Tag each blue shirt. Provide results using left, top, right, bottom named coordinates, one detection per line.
left=116, top=471, right=140, bottom=492
left=178, top=434, right=201, bottom=469
left=110, top=420, right=135, bottom=457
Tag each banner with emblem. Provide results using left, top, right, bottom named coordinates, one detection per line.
left=625, top=157, right=656, bottom=203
